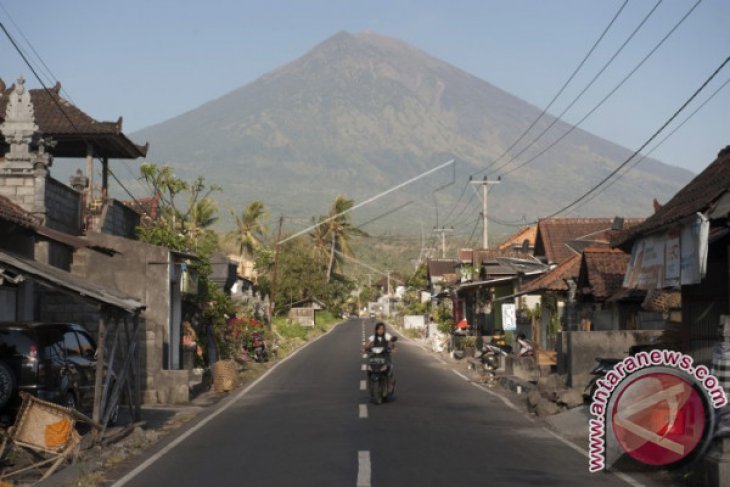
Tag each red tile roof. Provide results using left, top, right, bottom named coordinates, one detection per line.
left=521, top=254, right=581, bottom=293
left=0, top=195, right=38, bottom=228
left=498, top=224, right=537, bottom=250
left=615, top=146, right=730, bottom=247
left=534, top=217, right=643, bottom=264
left=0, top=80, right=148, bottom=159
left=427, top=259, right=458, bottom=278
left=577, top=247, right=631, bottom=300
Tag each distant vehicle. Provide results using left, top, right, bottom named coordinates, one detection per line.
left=0, top=322, right=118, bottom=425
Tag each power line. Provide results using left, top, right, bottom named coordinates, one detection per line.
left=546, top=54, right=730, bottom=218
left=490, top=0, right=665, bottom=177
left=570, top=74, right=730, bottom=213
left=499, top=0, right=702, bottom=179
left=0, top=4, right=143, bottom=184
left=441, top=0, right=630, bottom=223
left=0, top=18, right=146, bottom=209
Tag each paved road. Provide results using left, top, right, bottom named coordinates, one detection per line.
left=115, top=319, right=630, bottom=486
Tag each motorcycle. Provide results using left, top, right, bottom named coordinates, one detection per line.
left=252, top=331, right=268, bottom=363
left=583, top=357, right=622, bottom=401
left=474, top=342, right=509, bottom=374
left=583, top=343, right=664, bottom=401
left=366, top=336, right=397, bottom=404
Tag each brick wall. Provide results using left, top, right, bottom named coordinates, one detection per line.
left=45, top=177, right=81, bottom=235
left=100, top=199, right=140, bottom=239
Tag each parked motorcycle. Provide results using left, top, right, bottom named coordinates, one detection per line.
left=583, top=343, right=664, bottom=401
left=583, top=357, right=622, bottom=401
left=475, top=342, right=509, bottom=374
left=367, top=336, right=397, bottom=404
left=252, top=331, right=268, bottom=363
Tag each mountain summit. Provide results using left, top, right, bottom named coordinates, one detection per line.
left=133, top=31, right=692, bottom=234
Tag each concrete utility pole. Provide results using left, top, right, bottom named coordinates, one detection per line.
left=268, top=216, right=285, bottom=328
left=432, top=227, right=453, bottom=258
left=470, top=176, right=500, bottom=249
left=385, top=269, right=392, bottom=296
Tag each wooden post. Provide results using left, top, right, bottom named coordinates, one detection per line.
left=85, top=144, right=94, bottom=208
left=92, top=311, right=107, bottom=427
left=100, top=318, right=121, bottom=420
left=101, top=157, right=109, bottom=201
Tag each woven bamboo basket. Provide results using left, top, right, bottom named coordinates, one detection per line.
left=12, top=393, right=78, bottom=454
left=213, top=359, right=240, bottom=392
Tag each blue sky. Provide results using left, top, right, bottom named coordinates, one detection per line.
left=0, top=0, right=728, bottom=173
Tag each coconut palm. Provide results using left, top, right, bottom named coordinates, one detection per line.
left=322, top=195, right=368, bottom=282
left=228, top=201, right=269, bottom=274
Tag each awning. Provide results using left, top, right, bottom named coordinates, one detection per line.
left=0, top=250, right=144, bottom=313
left=455, top=276, right=516, bottom=293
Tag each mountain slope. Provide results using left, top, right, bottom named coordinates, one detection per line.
left=132, top=31, right=693, bottom=238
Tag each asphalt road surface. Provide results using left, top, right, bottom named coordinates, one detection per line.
left=114, top=319, right=631, bottom=486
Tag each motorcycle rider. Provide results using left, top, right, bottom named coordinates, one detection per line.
left=365, top=322, right=396, bottom=352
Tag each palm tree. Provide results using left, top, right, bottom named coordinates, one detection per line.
left=228, top=201, right=268, bottom=276
left=322, top=195, right=368, bottom=282
left=309, top=216, right=331, bottom=269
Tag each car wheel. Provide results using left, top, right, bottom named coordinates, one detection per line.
left=64, top=392, right=78, bottom=411
left=0, top=362, right=16, bottom=409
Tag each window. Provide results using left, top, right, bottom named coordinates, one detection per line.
left=63, top=331, right=81, bottom=356
left=75, top=332, right=95, bottom=358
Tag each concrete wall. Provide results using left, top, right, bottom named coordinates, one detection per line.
left=100, top=200, right=140, bottom=239
left=563, top=330, right=664, bottom=389
left=70, top=232, right=188, bottom=404
left=404, top=315, right=427, bottom=330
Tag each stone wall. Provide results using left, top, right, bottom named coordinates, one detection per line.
left=44, top=177, right=81, bottom=235
left=100, top=199, right=140, bottom=239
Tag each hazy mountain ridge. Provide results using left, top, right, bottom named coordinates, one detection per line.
left=132, top=31, right=693, bottom=236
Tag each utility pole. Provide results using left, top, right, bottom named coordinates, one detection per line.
left=470, top=176, right=500, bottom=249
left=385, top=269, right=392, bottom=296
left=268, top=216, right=285, bottom=328
left=432, top=227, right=454, bottom=258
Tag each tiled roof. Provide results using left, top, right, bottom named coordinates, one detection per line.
left=0, top=195, right=39, bottom=228
left=473, top=248, right=531, bottom=267
left=577, top=247, right=631, bottom=300
left=615, top=146, right=730, bottom=247
left=122, top=195, right=160, bottom=220
left=534, top=217, right=643, bottom=264
left=427, top=259, right=458, bottom=278
left=0, top=80, right=148, bottom=159
left=458, top=249, right=473, bottom=262
left=498, top=224, right=537, bottom=250
left=521, top=254, right=581, bottom=293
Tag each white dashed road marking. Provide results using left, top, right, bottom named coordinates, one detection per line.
left=361, top=364, right=367, bottom=371
left=360, top=380, right=366, bottom=391
left=357, top=451, right=371, bottom=487
left=359, top=404, right=368, bottom=419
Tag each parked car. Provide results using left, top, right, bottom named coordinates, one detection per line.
left=0, top=322, right=117, bottom=425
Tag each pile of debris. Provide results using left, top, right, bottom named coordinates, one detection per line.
left=526, top=374, right=584, bottom=417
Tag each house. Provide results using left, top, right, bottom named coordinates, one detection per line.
left=286, top=297, right=326, bottom=327
left=498, top=224, right=537, bottom=253
left=0, top=76, right=195, bottom=404
left=454, top=248, right=546, bottom=336
left=534, top=217, right=643, bottom=265
left=615, top=145, right=730, bottom=364
left=0, top=195, right=145, bottom=424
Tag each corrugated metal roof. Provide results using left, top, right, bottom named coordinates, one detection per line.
left=0, top=250, right=144, bottom=312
